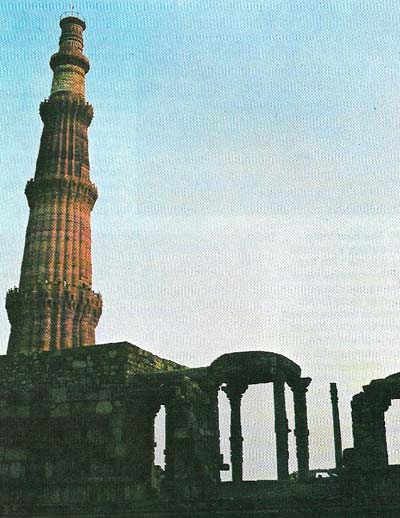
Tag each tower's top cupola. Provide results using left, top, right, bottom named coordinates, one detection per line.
left=49, top=13, right=90, bottom=97
left=59, top=14, right=86, bottom=50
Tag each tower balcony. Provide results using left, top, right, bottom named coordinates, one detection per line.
left=25, top=176, right=98, bottom=209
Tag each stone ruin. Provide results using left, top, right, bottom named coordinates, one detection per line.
left=3, top=13, right=400, bottom=518
left=0, top=346, right=311, bottom=514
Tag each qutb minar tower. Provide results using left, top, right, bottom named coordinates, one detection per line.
left=6, top=15, right=102, bottom=353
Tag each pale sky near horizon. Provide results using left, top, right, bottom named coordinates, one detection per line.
left=2, top=0, right=400, bottom=479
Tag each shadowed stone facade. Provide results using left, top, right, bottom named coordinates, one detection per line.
left=0, top=346, right=313, bottom=516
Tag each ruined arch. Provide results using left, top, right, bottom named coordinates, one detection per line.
left=351, top=373, right=400, bottom=471
left=210, top=351, right=311, bottom=481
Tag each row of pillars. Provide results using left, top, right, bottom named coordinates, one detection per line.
left=222, top=377, right=311, bottom=482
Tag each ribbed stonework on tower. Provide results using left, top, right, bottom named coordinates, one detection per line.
left=6, top=15, right=102, bottom=354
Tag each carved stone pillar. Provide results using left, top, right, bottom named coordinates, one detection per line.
left=330, top=382, right=343, bottom=469
left=222, top=383, right=248, bottom=483
left=274, top=377, right=289, bottom=481
left=198, top=378, right=222, bottom=484
left=291, top=377, right=311, bottom=481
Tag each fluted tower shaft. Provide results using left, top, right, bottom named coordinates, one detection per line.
left=6, top=16, right=102, bottom=354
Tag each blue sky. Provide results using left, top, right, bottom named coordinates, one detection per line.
left=2, top=0, right=400, bottom=478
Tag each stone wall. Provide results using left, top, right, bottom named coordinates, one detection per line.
left=0, top=342, right=187, bottom=511
left=0, top=341, right=183, bottom=385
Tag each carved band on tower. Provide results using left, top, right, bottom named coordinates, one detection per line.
left=6, top=15, right=102, bottom=354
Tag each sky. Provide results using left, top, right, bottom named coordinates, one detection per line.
left=1, top=0, right=400, bottom=479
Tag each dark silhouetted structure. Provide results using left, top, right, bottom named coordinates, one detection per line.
left=330, top=382, right=343, bottom=469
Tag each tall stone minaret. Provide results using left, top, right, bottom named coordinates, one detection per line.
left=6, top=15, right=102, bottom=354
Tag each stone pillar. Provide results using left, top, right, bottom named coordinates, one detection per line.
left=352, top=391, right=390, bottom=471
left=273, top=377, right=289, bottom=481
left=370, top=396, right=390, bottom=467
left=352, top=392, right=373, bottom=470
left=210, top=383, right=222, bottom=482
left=164, top=385, right=197, bottom=496
left=164, top=391, right=179, bottom=484
left=147, top=401, right=163, bottom=489
left=291, top=377, right=311, bottom=481
left=128, top=399, right=160, bottom=485
left=222, top=383, right=248, bottom=483
left=198, top=378, right=222, bottom=484
left=330, top=382, right=343, bottom=469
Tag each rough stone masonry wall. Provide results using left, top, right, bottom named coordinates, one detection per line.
left=0, top=341, right=182, bottom=384
left=0, top=342, right=185, bottom=510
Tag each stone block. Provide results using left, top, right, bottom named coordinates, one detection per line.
left=96, top=401, right=113, bottom=415
left=9, top=462, right=24, bottom=479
